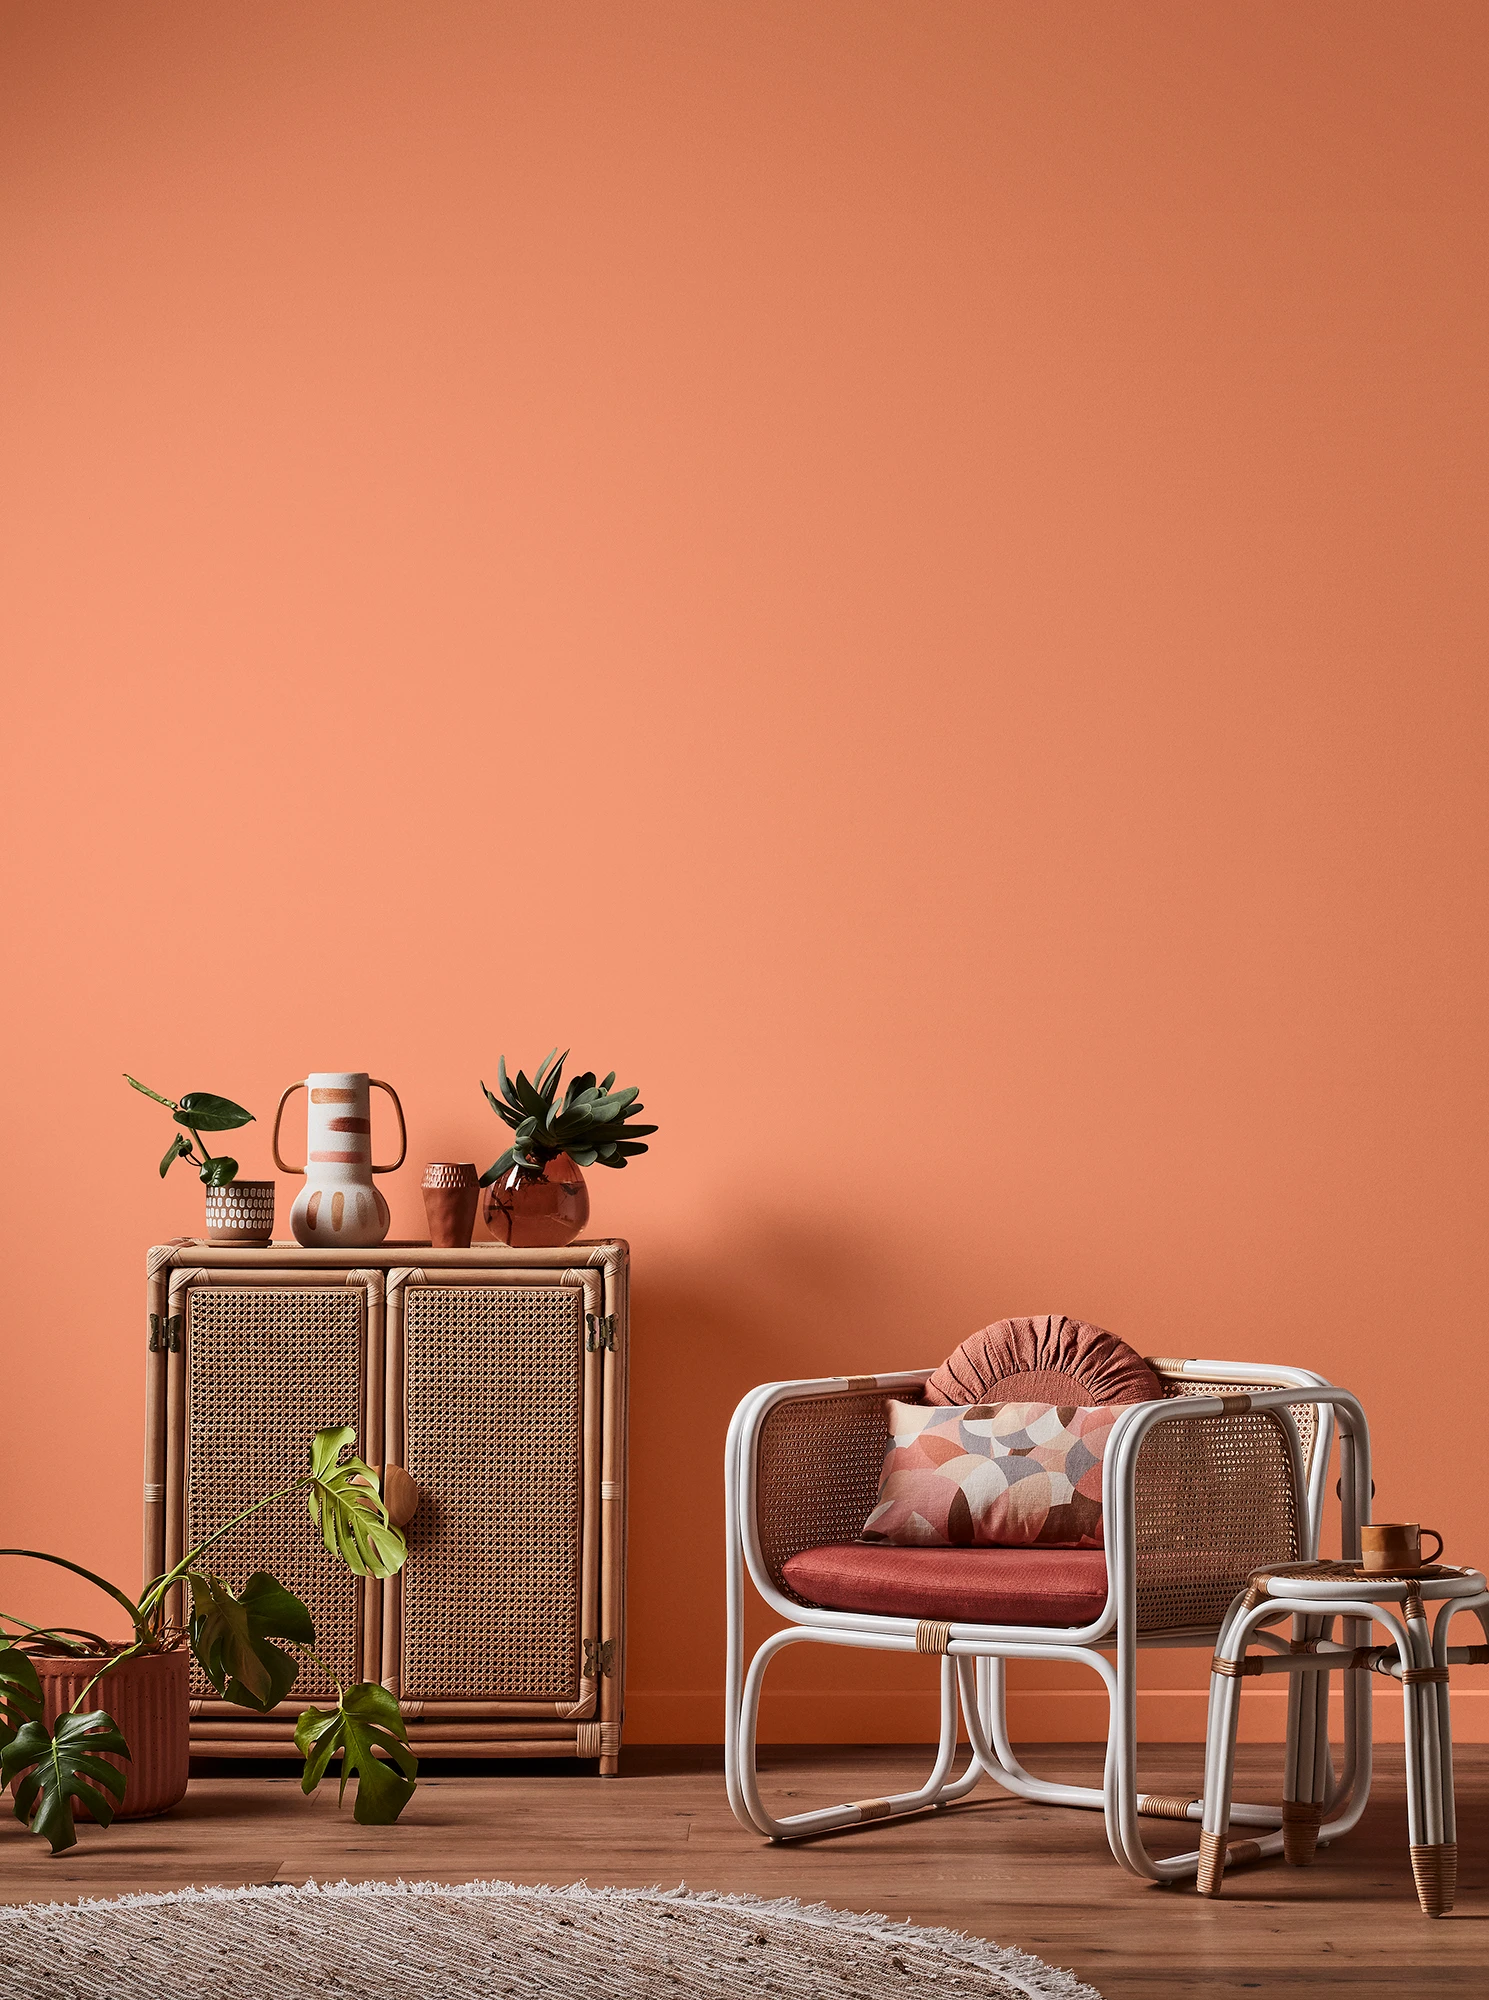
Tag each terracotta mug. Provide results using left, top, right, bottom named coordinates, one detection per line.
left=1360, top=1522, right=1443, bottom=1573
left=422, top=1162, right=479, bottom=1248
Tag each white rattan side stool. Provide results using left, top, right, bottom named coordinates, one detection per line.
left=1198, top=1558, right=1489, bottom=1915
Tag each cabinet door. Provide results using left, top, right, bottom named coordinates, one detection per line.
left=385, top=1272, right=601, bottom=1708
left=170, top=1272, right=375, bottom=1703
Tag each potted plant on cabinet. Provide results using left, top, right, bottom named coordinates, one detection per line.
left=0, top=1428, right=416, bottom=1852
left=479, top=1050, right=657, bottom=1246
left=124, top=1073, right=275, bottom=1243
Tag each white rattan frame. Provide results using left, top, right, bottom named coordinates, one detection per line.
left=1200, top=1563, right=1489, bottom=1913
left=725, top=1359, right=1360, bottom=1882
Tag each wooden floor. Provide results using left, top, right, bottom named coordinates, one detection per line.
left=1, top=1744, right=1485, bottom=1997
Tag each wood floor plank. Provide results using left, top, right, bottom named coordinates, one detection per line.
left=0, top=1744, right=1482, bottom=1998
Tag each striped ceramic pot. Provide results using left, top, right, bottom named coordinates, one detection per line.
left=31, top=1648, right=189, bottom=1820
left=272, top=1071, right=406, bottom=1247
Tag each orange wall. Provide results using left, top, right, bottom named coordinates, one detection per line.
left=3, top=1, right=1487, bottom=1746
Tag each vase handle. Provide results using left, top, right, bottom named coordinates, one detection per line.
left=370, top=1079, right=407, bottom=1173
left=271, top=1081, right=307, bottom=1175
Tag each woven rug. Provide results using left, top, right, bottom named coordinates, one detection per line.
left=0, top=1878, right=1102, bottom=2000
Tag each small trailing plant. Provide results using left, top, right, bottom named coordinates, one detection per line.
left=479, top=1050, right=657, bottom=1187
left=124, top=1074, right=255, bottom=1187
left=0, top=1429, right=416, bottom=1853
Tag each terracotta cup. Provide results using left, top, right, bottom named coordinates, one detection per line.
left=1360, top=1522, right=1444, bottom=1573
left=422, top=1162, right=479, bottom=1248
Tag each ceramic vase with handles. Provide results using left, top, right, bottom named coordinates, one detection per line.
left=272, top=1072, right=406, bottom=1247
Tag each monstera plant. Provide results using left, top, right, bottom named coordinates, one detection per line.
left=0, top=1428, right=416, bottom=1853
left=124, top=1073, right=255, bottom=1187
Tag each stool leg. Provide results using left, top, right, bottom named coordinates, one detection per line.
left=1283, top=1613, right=1329, bottom=1864
left=1401, top=1594, right=1454, bottom=1917
left=1198, top=1661, right=1245, bottom=1896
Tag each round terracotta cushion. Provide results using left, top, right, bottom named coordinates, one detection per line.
left=923, top=1312, right=1160, bottom=1408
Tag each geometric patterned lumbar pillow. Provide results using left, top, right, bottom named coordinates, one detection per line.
left=860, top=1399, right=1120, bottom=1550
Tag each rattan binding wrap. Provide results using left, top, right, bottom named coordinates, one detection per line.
left=1282, top=1798, right=1323, bottom=1864
left=1139, top=1794, right=1199, bottom=1821
left=1410, top=1843, right=1457, bottom=1917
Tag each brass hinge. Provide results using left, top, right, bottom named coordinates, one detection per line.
left=148, top=1313, right=182, bottom=1353
left=585, top=1313, right=617, bottom=1352
left=584, top=1638, right=616, bottom=1679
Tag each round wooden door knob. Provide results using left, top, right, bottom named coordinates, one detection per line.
left=382, top=1464, right=421, bottom=1528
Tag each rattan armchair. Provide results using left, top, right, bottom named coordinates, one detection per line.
left=725, top=1356, right=1373, bottom=1882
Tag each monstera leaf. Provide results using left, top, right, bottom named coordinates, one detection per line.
left=305, top=1428, right=407, bottom=1579
left=2, top=1710, right=129, bottom=1853
left=188, top=1571, right=314, bottom=1712
left=0, top=1645, right=42, bottom=1761
left=295, top=1682, right=417, bottom=1825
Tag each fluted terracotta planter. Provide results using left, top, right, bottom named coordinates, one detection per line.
left=481, top=1153, right=590, bottom=1247
left=31, top=1648, right=190, bottom=1820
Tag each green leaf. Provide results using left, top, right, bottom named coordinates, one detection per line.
left=199, top=1156, right=239, bottom=1187
left=173, top=1093, right=254, bottom=1132
left=188, top=1570, right=313, bottom=1712
left=478, top=1149, right=515, bottom=1187
left=0, top=1645, right=42, bottom=1763
left=496, top=1056, right=521, bottom=1110
left=3, top=1710, right=129, bottom=1853
left=159, top=1133, right=192, bottom=1178
left=599, top=1072, right=615, bottom=1092
left=124, top=1074, right=178, bottom=1110
left=481, top=1078, right=519, bottom=1131
left=532, top=1048, right=565, bottom=1094
left=305, top=1430, right=408, bottom=1579
left=294, top=1682, right=417, bottom=1825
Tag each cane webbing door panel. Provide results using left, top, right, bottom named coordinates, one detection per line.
left=174, top=1276, right=371, bottom=1701
left=385, top=1273, right=601, bottom=1709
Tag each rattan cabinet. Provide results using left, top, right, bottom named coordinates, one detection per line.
left=144, top=1240, right=628, bottom=1770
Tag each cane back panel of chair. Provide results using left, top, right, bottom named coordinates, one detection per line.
left=755, top=1390, right=889, bottom=1603
left=399, top=1284, right=586, bottom=1701
left=184, top=1285, right=366, bottom=1700
left=1132, top=1378, right=1313, bottom=1634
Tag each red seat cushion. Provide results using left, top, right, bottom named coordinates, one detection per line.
left=925, top=1313, right=1160, bottom=1409
left=782, top=1542, right=1109, bottom=1627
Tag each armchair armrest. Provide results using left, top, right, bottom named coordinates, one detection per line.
left=1104, top=1383, right=1369, bottom=1639
left=727, top=1372, right=927, bottom=1605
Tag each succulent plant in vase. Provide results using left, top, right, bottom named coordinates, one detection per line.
left=479, top=1050, right=656, bottom=1247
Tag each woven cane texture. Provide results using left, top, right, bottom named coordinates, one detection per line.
left=400, top=1285, right=584, bottom=1701
left=756, top=1391, right=890, bottom=1600
left=1132, top=1379, right=1306, bottom=1634
left=185, top=1287, right=365, bottom=1700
